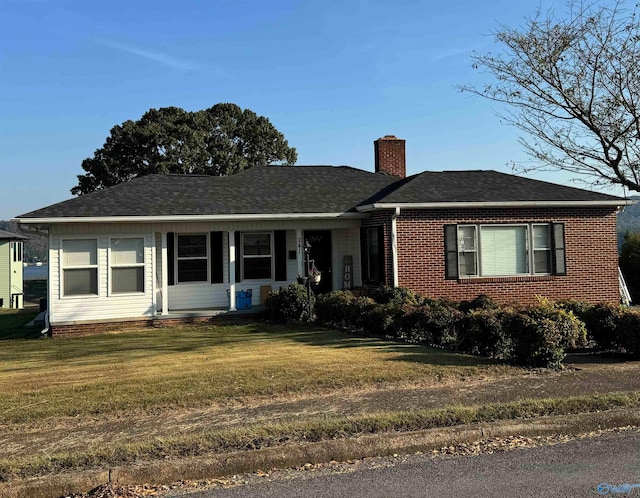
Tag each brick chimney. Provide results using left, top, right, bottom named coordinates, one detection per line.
left=374, top=135, right=405, bottom=178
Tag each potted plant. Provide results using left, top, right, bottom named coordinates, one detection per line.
left=309, top=266, right=322, bottom=285
left=297, top=274, right=309, bottom=285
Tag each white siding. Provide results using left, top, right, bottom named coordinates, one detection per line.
left=49, top=233, right=155, bottom=324
left=0, top=242, right=9, bottom=307
left=49, top=218, right=364, bottom=320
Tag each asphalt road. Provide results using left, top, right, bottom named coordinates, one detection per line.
left=176, top=429, right=640, bottom=497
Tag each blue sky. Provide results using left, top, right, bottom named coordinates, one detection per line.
left=0, top=0, right=626, bottom=220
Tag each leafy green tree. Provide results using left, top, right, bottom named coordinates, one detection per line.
left=72, top=103, right=297, bottom=195
left=620, top=232, right=640, bottom=304
left=462, top=1, right=640, bottom=193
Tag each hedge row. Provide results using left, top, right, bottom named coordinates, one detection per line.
left=266, top=284, right=640, bottom=369
left=314, top=290, right=587, bottom=369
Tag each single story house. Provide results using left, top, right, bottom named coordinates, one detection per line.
left=17, top=136, right=631, bottom=334
left=0, top=229, right=27, bottom=309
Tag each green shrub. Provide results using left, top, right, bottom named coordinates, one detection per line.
left=459, top=294, right=499, bottom=314
left=370, top=286, right=419, bottom=306
left=360, top=304, right=402, bottom=337
left=525, top=299, right=588, bottom=350
left=503, top=302, right=587, bottom=369
left=394, top=302, right=463, bottom=348
left=617, top=310, right=640, bottom=355
left=459, top=308, right=512, bottom=359
left=555, top=299, right=592, bottom=322
left=265, top=283, right=314, bottom=323
left=582, top=303, right=623, bottom=350
left=314, top=291, right=355, bottom=328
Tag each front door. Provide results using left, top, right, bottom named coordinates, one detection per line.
left=304, top=230, right=332, bottom=294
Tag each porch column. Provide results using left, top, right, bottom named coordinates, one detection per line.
left=228, top=230, right=237, bottom=311
left=161, top=232, right=169, bottom=315
left=296, top=228, right=304, bottom=276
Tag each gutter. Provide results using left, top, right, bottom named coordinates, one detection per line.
left=391, top=207, right=400, bottom=288
left=16, top=212, right=367, bottom=224
left=356, top=200, right=635, bottom=212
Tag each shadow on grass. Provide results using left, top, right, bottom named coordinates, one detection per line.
left=0, top=309, right=40, bottom=340
left=278, top=324, right=496, bottom=367
left=0, top=320, right=492, bottom=368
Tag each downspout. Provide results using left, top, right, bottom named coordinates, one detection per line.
left=391, top=207, right=400, bottom=288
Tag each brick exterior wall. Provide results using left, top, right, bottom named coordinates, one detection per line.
left=374, top=136, right=406, bottom=178
left=365, top=207, right=620, bottom=305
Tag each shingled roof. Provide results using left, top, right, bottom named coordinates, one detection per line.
left=0, top=229, right=28, bottom=240
left=18, top=166, right=397, bottom=219
left=371, top=170, right=624, bottom=205
left=17, top=166, right=627, bottom=220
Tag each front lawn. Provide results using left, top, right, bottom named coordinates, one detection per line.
left=0, top=323, right=513, bottom=424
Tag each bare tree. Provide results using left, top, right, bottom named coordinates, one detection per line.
left=461, top=1, right=640, bottom=193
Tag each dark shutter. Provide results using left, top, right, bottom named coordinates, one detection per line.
left=167, top=232, right=175, bottom=286
left=274, top=230, right=287, bottom=281
left=552, top=223, right=566, bottom=275
left=360, top=227, right=369, bottom=283
left=444, top=225, right=458, bottom=279
left=235, top=232, right=241, bottom=283
left=377, top=225, right=386, bottom=284
left=210, top=232, right=224, bottom=283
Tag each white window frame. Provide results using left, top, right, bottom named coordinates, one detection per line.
left=175, top=233, right=210, bottom=284
left=457, top=223, right=553, bottom=278
left=532, top=223, right=552, bottom=275
left=241, top=232, right=273, bottom=281
left=12, top=241, right=22, bottom=263
left=60, top=238, right=99, bottom=298
left=457, top=225, right=478, bottom=277
left=108, top=237, right=146, bottom=295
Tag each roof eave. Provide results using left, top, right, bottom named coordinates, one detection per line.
left=16, top=212, right=367, bottom=224
left=356, top=200, right=634, bottom=212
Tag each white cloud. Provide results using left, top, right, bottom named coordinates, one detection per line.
left=95, top=38, right=222, bottom=74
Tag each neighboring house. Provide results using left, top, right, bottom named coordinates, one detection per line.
left=17, top=136, right=631, bottom=334
left=0, top=229, right=27, bottom=309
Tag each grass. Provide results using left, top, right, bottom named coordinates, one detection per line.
left=0, top=323, right=512, bottom=424
left=2, top=391, right=640, bottom=481
left=0, top=308, right=40, bottom=340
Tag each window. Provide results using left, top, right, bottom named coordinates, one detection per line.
left=110, top=238, right=144, bottom=293
left=367, top=227, right=381, bottom=282
left=445, top=223, right=565, bottom=279
left=242, top=233, right=272, bottom=280
left=62, top=239, right=98, bottom=296
left=12, top=242, right=22, bottom=262
left=177, top=234, right=208, bottom=283
left=532, top=224, right=552, bottom=274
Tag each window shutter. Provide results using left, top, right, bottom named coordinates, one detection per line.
left=360, top=227, right=369, bottom=283
left=167, top=232, right=175, bottom=286
left=444, top=225, right=459, bottom=279
left=235, top=232, right=241, bottom=283
left=552, top=223, right=566, bottom=275
left=377, top=225, right=386, bottom=284
left=274, top=230, right=287, bottom=281
left=210, top=232, right=224, bottom=284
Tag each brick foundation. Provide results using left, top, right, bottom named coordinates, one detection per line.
left=50, top=314, right=264, bottom=337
